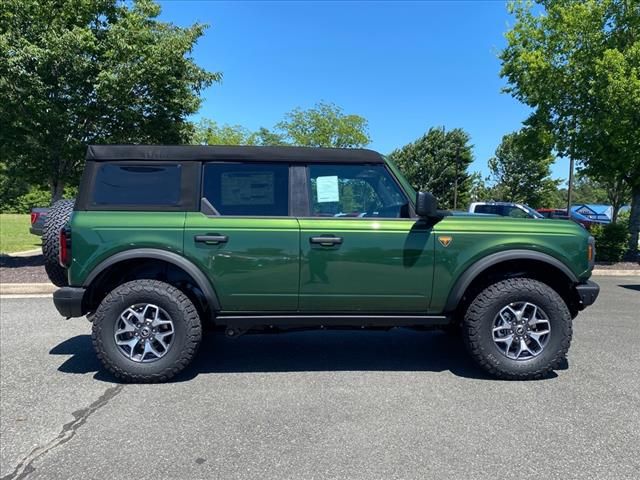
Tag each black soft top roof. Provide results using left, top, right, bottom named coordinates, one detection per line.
left=86, top=145, right=384, bottom=164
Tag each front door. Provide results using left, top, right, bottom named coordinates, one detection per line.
left=183, top=162, right=299, bottom=311
left=298, top=163, right=435, bottom=312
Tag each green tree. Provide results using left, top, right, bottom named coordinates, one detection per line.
left=253, top=127, right=288, bottom=146
left=545, top=187, right=567, bottom=210
left=598, top=175, right=631, bottom=223
left=570, top=174, right=609, bottom=206
left=191, top=121, right=288, bottom=146
left=0, top=0, right=219, bottom=204
left=275, top=102, right=371, bottom=148
left=469, top=172, right=493, bottom=203
left=194, top=102, right=369, bottom=148
left=500, top=0, right=640, bottom=256
left=192, top=119, right=258, bottom=146
left=388, top=127, right=473, bottom=210
left=488, top=125, right=559, bottom=209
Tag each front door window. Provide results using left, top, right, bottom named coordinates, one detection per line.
left=307, top=164, right=410, bottom=219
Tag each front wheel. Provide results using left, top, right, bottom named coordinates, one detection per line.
left=462, top=278, right=572, bottom=380
left=92, top=280, right=202, bottom=383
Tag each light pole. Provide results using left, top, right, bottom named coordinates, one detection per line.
left=453, top=147, right=460, bottom=210
left=566, top=118, right=577, bottom=214
left=566, top=156, right=575, bottom=214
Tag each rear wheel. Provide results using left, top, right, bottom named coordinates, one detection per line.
left=462, top=278, right=572, bottom=380
left=42, top=199, right=75, bottom=286
left=91, top=280, right=202, bottom=383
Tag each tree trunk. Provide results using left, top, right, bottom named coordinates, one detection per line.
left=610, top=195, right=622, bottom=224
left=627, top=185, right=640, bottom=261
left=607, top=176, right=628, bottom=224
left=50, top=179, right=65, bottom=205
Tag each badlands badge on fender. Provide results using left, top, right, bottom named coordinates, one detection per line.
left=438, top=236, right=453, bottom=248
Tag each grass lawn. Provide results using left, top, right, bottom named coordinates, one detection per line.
left=0, top=214, right=41, bottom=254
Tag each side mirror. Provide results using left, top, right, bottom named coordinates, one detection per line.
left=415, top=191, right=439, bottom=218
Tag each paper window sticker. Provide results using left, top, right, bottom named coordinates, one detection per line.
left=221, top=172, right=274, bottom=205
left=316, top=176, right=340, bottom=203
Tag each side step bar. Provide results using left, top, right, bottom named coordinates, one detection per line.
left=216, top=314, right=450, bottom=329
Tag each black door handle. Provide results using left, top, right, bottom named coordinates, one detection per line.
left=310, top=236, right=343, bottom=246
left=194, top=234, right=228, bottom=245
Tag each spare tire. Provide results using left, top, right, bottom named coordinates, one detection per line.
left=42, top=199, right=75, bottom=287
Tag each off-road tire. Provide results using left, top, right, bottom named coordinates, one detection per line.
left=42, top=199, right=75, bottom=286
left=92, top=280, right=202, bottom=383
left=462, top=277, right=572, bottom=380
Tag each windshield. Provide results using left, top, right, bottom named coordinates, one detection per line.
left=520, top=204, right=544, bottom=219
left=383, top=155, right=416, bottom=203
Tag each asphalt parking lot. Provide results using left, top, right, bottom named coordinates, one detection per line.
left=1, top=275, right=639, bottom=480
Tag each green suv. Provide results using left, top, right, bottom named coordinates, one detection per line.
left=51, top=145, right=599, bottom=382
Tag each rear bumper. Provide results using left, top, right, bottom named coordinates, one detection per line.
left=576, top=280, right=600, bottom=308
left=53, top=287, right=86, bottom=318
left=29, top=226, right=42, bottom=236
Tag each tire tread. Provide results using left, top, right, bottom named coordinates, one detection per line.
left=462, top=277, right=572, bottom=380
left=91, top=279, right=202, bottom=383
left=42, top=199, right=75, bottom=286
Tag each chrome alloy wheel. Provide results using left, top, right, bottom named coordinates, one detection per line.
left=114, top=303, right=175, bottom=363
left=492, top=302, right=551, bottom=360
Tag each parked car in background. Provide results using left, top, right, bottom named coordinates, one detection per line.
left=29, top=207, right=49, bottom=236
left=537, top=208, right=609, bottom=231
left=468, top=201, right=544, bottom=219
left=450, top=211, right=499, bottom=217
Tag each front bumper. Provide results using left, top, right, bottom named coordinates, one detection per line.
left=576, top=280, right=600, bottom=308
left=53, top=287, right=86, bottom=318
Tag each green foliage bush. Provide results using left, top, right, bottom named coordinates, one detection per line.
left=0, top=185, right=78, bottom=213
left=591, top=221, right=630, bottom=263
left=9, top=187, right=51, bottom=213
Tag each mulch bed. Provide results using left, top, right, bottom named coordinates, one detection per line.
left=0, top=254, right=50, bottom=283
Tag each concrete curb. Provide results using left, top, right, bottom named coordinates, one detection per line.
left=0, top=249, right=42, bottom=258
left=0, top=283, right=56, bottom=295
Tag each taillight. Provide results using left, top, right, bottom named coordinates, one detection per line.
left=59, top=227, right=71, bottom=267
left=30, top=212, right=40, bottom=225
left=587, top=236, right=595, bottom=268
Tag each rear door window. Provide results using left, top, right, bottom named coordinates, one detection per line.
left=202, top=163, right=289, bottom=216
left=92, top=164, right=182, bottom=206
left=475, top=205, right=497, bottom=215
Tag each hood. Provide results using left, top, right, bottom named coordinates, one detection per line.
left=435, top=214, right=587, bottom=236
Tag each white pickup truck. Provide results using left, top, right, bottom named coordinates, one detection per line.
left=468, top=201, right=544, bottom=219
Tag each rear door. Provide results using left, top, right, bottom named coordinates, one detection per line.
left=183, top=162, right=300, bottom=311
left=298, top=163, right=435, bottom=312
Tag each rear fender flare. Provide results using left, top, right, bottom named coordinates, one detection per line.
left=83, top=248, right=221, bottom=311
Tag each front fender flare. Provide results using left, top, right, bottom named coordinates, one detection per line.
left=443, top=249, right=578, bottom=312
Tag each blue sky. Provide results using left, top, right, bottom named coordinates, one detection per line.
left=158, top=0, right=570, bottom=182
